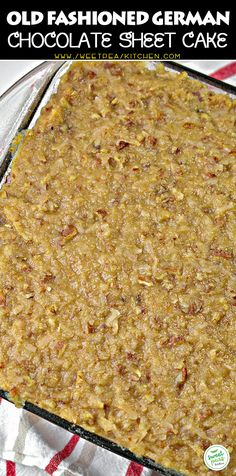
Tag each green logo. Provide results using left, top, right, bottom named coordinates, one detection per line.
left=204, top=445, right=230, bottom=471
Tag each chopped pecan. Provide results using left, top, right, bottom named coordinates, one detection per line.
left=55, top=341, right=65, bottom=351
left=192, top=91, right=203, bottom=101
left=162, top=335, right=184, bottom=347
left=176, top=366, right=188, bottom=389
left=59, top=224, right=78, bottom=246
left=183, top=122, right=196, bottom=129
left=110, top=67, right=123, bottom=77
left=10, top=387, right=19, bottom=397
left=93, top=155, right=102, bottom=166
left=96, top=209, right=108, bottom=218
left=104, top=403, right=110, bottom=417
left=103, top=62, right=114, bottom=69
left=126, top=352, right=137, bottom=361
left=0, top=291, right=6, bottom=306
left=87, top=324, right=95, bottom=334
left=188, top=301, right=202, bottom=315
left=206, top=172, right=217, bottom=178
left=201, top=440, right=211, bottom=451
left=67, top=69, right=77, bottom=80
left=116, top=140, right=130, bottom=150
left=129, top=100, right=138, bottom=108
left=21, top=264, right=32, bottom=273
left=108, top=157, right=117, bottom=168
left=212, top=249, right=232, bottom=260
left=145, top=372, right=151, bottom=382
left=87, top=70, right=97, bottom=79
left=202, top=136, right=211, bottom=143
left=61, top=224, right=76, bottom=237
left=214, top=216, right=226, bottom=227
left=182, top=366, right=188, bottom=381
left=154, top=316, right=162, bottom=326
left=198, top=408, right=213, bottom=421
left=42, top=273, right=55, bottom=284
left=156, top=112, right=166, bottom=121
left=147, top=136, right=157, bottom=147
left=117, top=364, right=126, bottom=375
left=124, top=119, right=134, bottom=128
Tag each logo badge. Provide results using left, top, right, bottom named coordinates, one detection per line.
left=204, top=445, right=230, bottom=471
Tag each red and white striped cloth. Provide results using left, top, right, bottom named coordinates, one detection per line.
left=0, top=398, right=155, bottom=476
left=178, top=60, right=236, bottom=85
left=0, top=60, right=236, bottom=476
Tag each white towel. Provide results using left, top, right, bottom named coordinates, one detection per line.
left=0, top=59, right=235, bottom=476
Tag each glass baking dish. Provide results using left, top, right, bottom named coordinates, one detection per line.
left=0, top=60, right=235, bottom=476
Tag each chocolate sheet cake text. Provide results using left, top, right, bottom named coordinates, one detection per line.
left=6, top=10, right=230, bottom=50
